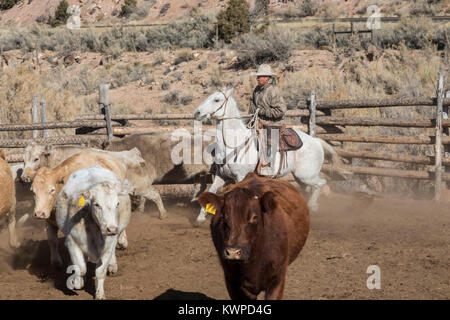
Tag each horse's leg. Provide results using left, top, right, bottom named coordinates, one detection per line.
left=293, top=173, right=326, bottom=213
left=196, top=174, right=226, bottom=224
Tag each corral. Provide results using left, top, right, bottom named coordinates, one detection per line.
left=0, top=68, right=449, bottom=299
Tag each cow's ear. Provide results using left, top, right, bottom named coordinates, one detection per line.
left=80, top=191, right=91, bottom=206
left=198, top=192, right=223, bottom=214
left=260, top=191, right=275, bottom=214
left=43, top=144, right=53, bottom=157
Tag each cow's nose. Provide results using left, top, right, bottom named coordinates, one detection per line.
left=34, top=211, right=45, bottom=219
left=106, top=225, right=119, bottom=235
left=224, top=247, right=242, bottom=260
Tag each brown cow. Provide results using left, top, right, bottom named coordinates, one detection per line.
left=198, top=172, right=309, bottom=300
left=0, top=149, right=19, bottom=248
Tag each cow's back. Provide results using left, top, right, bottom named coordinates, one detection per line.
left=59, top=151, right=127, bottom=183
left=48, top=145, right=88, bottom=168
left=106, top=134, right=212, bottom=183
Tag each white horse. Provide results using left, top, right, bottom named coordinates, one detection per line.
left=194, top=87, right=347, bottom=223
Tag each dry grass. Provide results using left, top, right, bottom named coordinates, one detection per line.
left=0, top=66, right=87, bottom=140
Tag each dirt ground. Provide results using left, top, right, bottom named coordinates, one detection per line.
left=0, top=192, right=449, bottom=300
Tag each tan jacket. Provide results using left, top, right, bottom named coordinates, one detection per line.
left=249, top=81, right=287, bottom=126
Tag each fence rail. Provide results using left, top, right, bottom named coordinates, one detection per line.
left=2, top=66, right=449, bottom=199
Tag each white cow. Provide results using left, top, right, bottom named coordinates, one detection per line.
left=55, top=164, right=131, bottom=300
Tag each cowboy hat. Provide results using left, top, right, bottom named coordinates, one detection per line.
left=251, top=64, right=277, bottom=77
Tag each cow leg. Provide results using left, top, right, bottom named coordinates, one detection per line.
left=7, top=204, right=20, bottom=248
left=224, top=273, right=257, bottom=300
left=116, top=230, right=128, bottom=250
left=107, top=251, right=118, bottom=275
left=136, top=196, right=146, bottom=213
left=264, top=277, right=286, bottom=300
left=46, top=221, right=63, bottom=268
left=143, top=186, right=167, bottom=219
left=196, top=174, right=225, bottom=224
left=65, top=236, right=86, bottom=290
left=95, top=236, right=117, bottom=300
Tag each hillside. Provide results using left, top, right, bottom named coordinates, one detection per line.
left=0, top=0, right=449, bottom=26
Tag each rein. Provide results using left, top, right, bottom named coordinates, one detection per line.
left=210, top=90, right=257, bottom=159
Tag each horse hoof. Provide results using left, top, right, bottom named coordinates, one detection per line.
left=193, top=218, right=206, bottom=228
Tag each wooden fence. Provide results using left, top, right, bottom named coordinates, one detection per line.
left=1, top=69, right=449, bottom=199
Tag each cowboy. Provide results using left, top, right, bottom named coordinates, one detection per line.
left=249, top=64, right=287, bottom=167
left=249, top=64, right=287, bottom=127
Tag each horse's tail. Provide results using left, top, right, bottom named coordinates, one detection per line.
left=316, top=138, right=352, bottom=177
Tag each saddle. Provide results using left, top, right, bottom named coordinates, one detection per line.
left=279, top=125, right=303, bottom=151
left=256, top=124, right=303, bottom=177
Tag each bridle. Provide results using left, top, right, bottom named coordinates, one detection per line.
left=210, top=89, right=229, bottom=119
left=207, top=89, right=257, bottom=157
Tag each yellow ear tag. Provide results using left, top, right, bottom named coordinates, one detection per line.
left=78, top=196, right=85, bottom=207
left=205, top=203, right=216, bottom=215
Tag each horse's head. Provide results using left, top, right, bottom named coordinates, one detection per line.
left=194, top=87, right=234, bottom=121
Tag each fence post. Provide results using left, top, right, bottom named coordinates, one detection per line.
left=444, top=89, right=450, bottom=191
left=309, top=90, right=316, bottom=137
left=40, top=100, right=49, bottom=138
left=31, top=95, right=40, bottom=139
left=99, top=84, right=113, bottom=142
left=332, top=23, right=336, bottom=52
left=434, top=66, right=444, bottom=200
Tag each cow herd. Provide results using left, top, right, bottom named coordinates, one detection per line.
left=0, top=132, right=310, bottom=300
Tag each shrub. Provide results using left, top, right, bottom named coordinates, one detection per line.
left=159, top=3, right=170, bottom=17
left=217, top=0, right=250, bottom=43
left=179, top=93, right=193, bottom=105
left=174, top=49, right=194, bottom=64
left=153, top=50, right=166, bottom=65
left=300, top=0, right=319, bottom=17
left=164, top=90, right=180, bottom=104
left=232, top=27, right=294, bottom=68
left=0, top=0, right=19, bottom=11
left=198, top=59, right=208, bottom=70
left=49, top=0, right=70, bottom=27
left=120, top=0, right=138, bottom=17
left=161, top=81, right=170, bottom=90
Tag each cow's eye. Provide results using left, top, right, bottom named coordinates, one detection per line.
left=34, top=158, right=39, bottom=162
left=214, top=98, right=220, bottom=103
left=94, top=203, right=100, bottom=207
left=50, top=188, right=56, bottom=195
left=116, top=202, right=120, bottom=207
